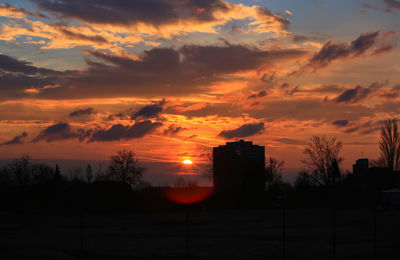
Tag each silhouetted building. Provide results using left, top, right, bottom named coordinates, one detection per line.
left=213, top=140, right=265, bottom=203
left=353, top=158, right=369, bottom=175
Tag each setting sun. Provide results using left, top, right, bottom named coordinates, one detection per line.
left=183, top=159, right=193, bottom=165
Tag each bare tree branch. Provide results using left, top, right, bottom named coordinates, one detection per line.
left=301, top=135, right=343, bottom=186
left=378, top=119, right=400, bottom=172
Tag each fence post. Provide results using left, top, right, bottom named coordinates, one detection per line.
left=185, top=205, right=190, bottom=260
left=373, top=206, right=377, bottom=260
left=282, top=205, right=286, bottom=260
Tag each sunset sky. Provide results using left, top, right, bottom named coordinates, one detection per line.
left=0, top=0, right=399, bottom=184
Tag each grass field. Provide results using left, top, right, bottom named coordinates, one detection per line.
left=1, top=208, right=399, bottom=259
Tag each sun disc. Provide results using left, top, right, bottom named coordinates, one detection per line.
left=183, top=159, right=193, bottom=165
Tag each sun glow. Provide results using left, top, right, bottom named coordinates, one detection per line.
left=183, top=159, right=193, bottom=165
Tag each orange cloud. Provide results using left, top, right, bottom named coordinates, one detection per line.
left=0, top=3, right=46, bottom=19
left=1, top=1, right=289, bottom=51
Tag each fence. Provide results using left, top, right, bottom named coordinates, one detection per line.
left=1, top=207, right=399, bottom=259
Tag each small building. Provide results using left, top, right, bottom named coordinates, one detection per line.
left=213, top=140, right=265, bottom=202
left=353, top=158, right=369, bottom=176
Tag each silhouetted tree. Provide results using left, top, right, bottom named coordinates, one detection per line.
left=265, top=156, right=285, bottom=190
left=31, top=163, right=57, bottom=185
left=264, top=156, right=292, bottom=202
left=0, top=164, right=12, bottom=186
left=94, top=163, right=106, bottom=181
left=85, top=164, right=93, bottom=183
left=53, top=164, right=63, bottom=184
left=107, top=150, right=146, bottom=188
left=378, top=119, right=400, bottom=172
left=55, top=164, right=61, bottom=176
left=294, top=171, right=318, bottom=191
left=8, top=154, right=32, bottom=186
left=0, top=155, right=59, bottom=186
left=369, top=157, right=386, bottom=168
left=201, top=150, right=213, bottom=181
left=302, top=135, right=343, bottom=186
left=67, top=166, right=84, bottom=183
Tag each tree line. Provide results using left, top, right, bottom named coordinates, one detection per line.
left=1, top=118, right=399, bottom=209
left=0, top=150, right=149, bottom=189
left=264, top=118, right=400, bottom=206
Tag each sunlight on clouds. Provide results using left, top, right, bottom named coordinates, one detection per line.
left=0, top=1, right=399, bottom=176
left=0, top=1, right=289, bottom=52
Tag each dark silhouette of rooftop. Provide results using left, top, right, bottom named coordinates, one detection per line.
left=353, top=158, right=369, bottom=176
left=213, top=140, right=265, bottom=204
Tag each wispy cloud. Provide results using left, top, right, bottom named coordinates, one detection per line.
left=69, top=107, right=94, bottom=117
left=1, top=132, right=28, bottom=145
left=294, top=31, right=396, bottom=74
left=131, top=100, right=166, bottom=120
left=218, top=122, right=264, bottom=139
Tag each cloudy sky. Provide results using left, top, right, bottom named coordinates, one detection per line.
left=0, top=0, right=399, bottom=183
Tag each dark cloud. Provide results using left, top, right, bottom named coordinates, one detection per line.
left=331, top=81, right=385, bottom=103
left=131, top=100, right=166, bottom=120
left=310, top=31, right=378, bottom=68
left=362, top=1, right=400, bottom=13
left=57, top=27, right=108, bottom=44
left=31, top=0, right=229, bottom=25
left=287, top=84, right=343, bottom=96
left=344, top=126, right=359, bottom=134
left=333, top=120, right=348, bottom=127
left=166, top=102, right=237, bottom=118
left=168, top=95, right=375, bottom=122
left=342, top=120, right=381, bottom=135
left=163, top=125, right=185, bottom=135
left=32, top=122, right=86, bottom=142
left=179, top=44, right=303, bottom=75
left=33, top=44, right=305, bottom=99
left=0, top=53, right=71, bottom=99
left=360, top=126, right=381, bottom=135
left=373, top=31, right=397, bottom=55
left=373, top=45, right=394, bottom=55
left=274, top=138, right=304, bottom=145
left=31, top=121, right=161, bottom=143
left=295, top=31, right=395, bottom=73
left=313, top=84, right=345, bottom=93
left=218, top=122, right=264, bottom=139
left=1, top=132, right=28, bottom=145
left=285, top=86, right=300, bottom=95
left=291, top=34, right=326, bottom=43
left=0, top=53, right=57, bottom=75
left=30, top=0, right=288, bottom=29
left=247, top=90, right=267, bottom=99
left=69, top=107, right=94, bottom=117
left=280, top=83, right=289, bottom=89
left=380, top=86, right=400, bottom=99
left=332, top=86, right=368, bottom=103
left=383, top=0, right=400, bottom=11
left=249, top=98, right=374, bottom=122
left=106, top=112, right=128, bottom=121
left=0, top=43, right=306, bottom=99
left=350, top=31, right=379, bottom=56
left=0, top=73, right=54, bottom=99
left=89, top=120, right=162, bottom=142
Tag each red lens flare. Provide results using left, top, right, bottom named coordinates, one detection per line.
left=164, top=187, right=213, bottom=204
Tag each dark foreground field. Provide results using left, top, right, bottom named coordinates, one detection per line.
left=1, top=208, right=399, bottom=259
